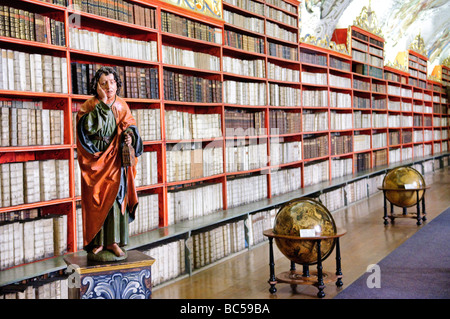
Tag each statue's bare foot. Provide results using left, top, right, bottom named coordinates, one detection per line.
left=106, top=243, right=125, bottom=257
left=91, top=246, right=103, bottom=255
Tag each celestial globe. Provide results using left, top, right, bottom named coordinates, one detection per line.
left=273, top=198, right=336, bottom=265
left=382, top=166, right=425, bottom=208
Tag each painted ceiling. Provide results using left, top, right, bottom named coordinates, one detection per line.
left=299, top=0, right=450, bottom=72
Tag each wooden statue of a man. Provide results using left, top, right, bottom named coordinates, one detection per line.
left=76, top=66, right=143, bottom=261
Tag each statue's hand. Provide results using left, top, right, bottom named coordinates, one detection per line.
left=97, top=83, right=107, bottom=103
left=124, top=131, right=133, bottom=146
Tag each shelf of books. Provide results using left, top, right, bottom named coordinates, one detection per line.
left=0, top=0, right=449, bottom=296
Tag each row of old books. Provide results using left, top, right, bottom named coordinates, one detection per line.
left=330, top=91, right=351, bottom=108
left=0, top=214, right=67, bottom=270
left=0, top=275, right=68, bottom=299
left=372, top=149, right=387, bottom=167
left=331, top=134, right=352, bottom=156
left=161, top=11, right=222, bottom=45
left=163, top=70, right=222, bottom=103
left=129, top=193, right=159, bottom=236
left=330, top=56, right=351, bottom=72
left=269, top=110, right=301, bottom=135
left=372, top=113, right=388, bottom=128
left=224, top=0, right=265, bottom=15
left=247, top=208, right=277, bottom=246
left=353, top=95, right=370, bottom=109
left=166, top=143, right=223, bottom=182
left=71, top=62, right=159, bottom=99
left=330, top=112, right=352, bottom=130
left=140, top=239, right=185, bottom=286
left=372, top=98, right=386, bottom=110
left=266, top=20, right=297, bottom=42
left=302, top=111, right=328, bottom=132
left=267, top=62, right=299, bottom=81
left=303, top=160, right=329, bottom=186
left=303, top=135, right=328, bottom=159
left=224, top=9, right=264, bottom=34
left=331, top=157, right=352, bottom=179
left=267, top=0, right=297, bottom=14
left=0, top=49, right=68, bottom=93
left=72, top=0, right=156, bottom=29
left=227, top=174, right=267, bottom=208
left=224, top=56, right=265, bottom=78
left=266, top=5, right=298, bottom=27
left=373, top=132, right=387, bottom=148
left=303, top=89, right=328, bottom=107
left=165, top=110, right=222, bottom=140
left=268, top=41, right=298, bottom=61
left=354, top=134, right=371, bottom=152
left=330, top=74, right=351, bottom=89
left=0, top=159, right=69, bottom=207
left=270, top=167, right=301, bottom=196
left=300, top=51, right=327, bottom=67
left=354, top=111, right=371, bottom=129
left=0, top=100, right=64, bottom=147
left=269, top=84, right=301, bottom=107
left=388, top=115, right=413, bottom=128
left=135, top=151, right=158, bottom=187
left=320, top=187, right=345, bottom=212
left=69, top=27, right=158, bottom=62
left=225, top=142, right=268, bottom=172
left=355, top=152, right=370, bottom=172
left=162, top=45, right=220, bottom=72
left=0, top=6, right=65, bottom=45
left=224, top=109, right=266, bottom=137
left=224, top=80, right=266, bottom=106
left=345, top=178, right=369, bottom=204
left=130, top=108, right=161, bottom=141
left=270, top=140, right=302, bottom=165
left=167, top=182, right=223, bottom=225
left=224, top=30, right=265, bottom=54
left=301, top=71, right=327, bottom=86
left=191, top=219, right=246, bottom=270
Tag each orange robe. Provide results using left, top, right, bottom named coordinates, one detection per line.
left=77, top=96, right=139, bottom=247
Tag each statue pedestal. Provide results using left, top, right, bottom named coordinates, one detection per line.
left=64, top=250, right=155, bottom=299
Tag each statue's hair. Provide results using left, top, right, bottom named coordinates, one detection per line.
left=89, top=66, right=122, bottom=97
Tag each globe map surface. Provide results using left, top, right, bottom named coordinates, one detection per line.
left=382, top=166, right=425, bottom=207
left=273, top=198, right=336, bottom=265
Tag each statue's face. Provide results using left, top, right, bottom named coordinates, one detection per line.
left=98, top=73, right=117, bottom=100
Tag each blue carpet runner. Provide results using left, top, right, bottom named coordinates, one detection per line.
left=335, top=207, right=450, bottom=299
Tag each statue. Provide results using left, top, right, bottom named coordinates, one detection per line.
left=76, top=66, right=143, bottom=261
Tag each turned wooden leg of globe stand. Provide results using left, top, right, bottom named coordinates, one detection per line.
left=422, top=192, right=427, bottom=221
left=315, top=240, right=325, bottom=298
left=335, top=238, right=343, bottom=287
left=268, top=237, right=277, bottom=294
left=383, top=191, right=389, bottom=225
left=416, top=190, right=422, bottom=225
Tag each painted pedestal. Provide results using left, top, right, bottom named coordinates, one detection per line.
left=64, top=250, right=155, bottom=299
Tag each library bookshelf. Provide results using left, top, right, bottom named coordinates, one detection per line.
left=0, top=0, right=449, bottom=293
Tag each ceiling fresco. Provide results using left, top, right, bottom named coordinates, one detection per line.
left=299, top=0, right=450, bottom=72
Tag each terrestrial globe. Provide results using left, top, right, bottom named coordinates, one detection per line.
left=382, top=166, right=425, bottom=208
left=273, top=198, right=336, bottom=265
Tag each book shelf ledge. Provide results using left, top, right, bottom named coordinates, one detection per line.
left=0, top=254, right=67, bottom=288
left=0, top=144, right=73, bottom=153
left=69, top=49, right=160, bottom=67
left=160, top=32, right=222, bottom=48
left=0, top=198, right=74, bottom=214
left=0, top=36, right=67, bottom=52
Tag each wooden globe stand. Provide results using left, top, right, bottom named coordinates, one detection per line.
left=263, top=229, right=346, bottom=298
left=378, top=186, right=429, bottom=225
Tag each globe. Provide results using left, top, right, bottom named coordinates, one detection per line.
left=382, top=166, right=425, bottom=208
left=273, top=198, right=337, bottom=265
